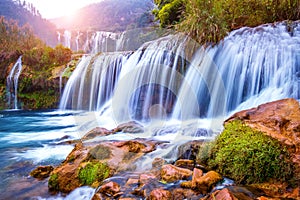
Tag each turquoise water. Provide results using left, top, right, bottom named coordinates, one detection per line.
left=0, top=110, right=82, bottom=199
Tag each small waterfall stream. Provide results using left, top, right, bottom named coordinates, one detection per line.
left=6, top=56, right=23, bottom=110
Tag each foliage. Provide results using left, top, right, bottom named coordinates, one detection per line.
left=23, top=44, right=72, bottom=70
left=153, top=0, right=184, bottom=27
left=153, top=0, right=300, bottom=45
left=0, top=0, right=57, bottom=46
left=206, top=120, right=294, bottom=184
left=78, top=162, right=110, bottom=186
left=48, top=173, right=59, bottom=191
left=18, top=90, right=59, bottom=109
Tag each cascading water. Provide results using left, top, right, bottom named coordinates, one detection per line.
left=173, top=22, right=300, bottom=120
left=64, top=30, right=72, bottom=49
left=59, top=52, right=131, bottom=111
left=60, top=22, right=300, bottom=123
left=6, top=56, right=23, bottom=110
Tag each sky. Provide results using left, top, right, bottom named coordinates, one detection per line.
left=25, top=0, right=103, bottom=19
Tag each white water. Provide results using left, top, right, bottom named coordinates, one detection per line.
left=60, top=22, right=300, bottom=124
left=59, top=53, right=131, bottom=110
left=6, top=56, right=23, bottom=109
left=173, top=22, right=300, bottom=119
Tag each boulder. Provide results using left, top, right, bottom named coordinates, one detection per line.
left=161, top=164, right=192, bottom=183
left=182, top=171, right=222, bottom=194
left=98, top=181, right=121, bottom=197
left=174, top=159, right=195, bottom=170
left=30, top=165, right=54, bottom=180
left=225, top=98, right=300, bottom=182
left=113, top=121, right=144, bottom=133
left=148, top=188, right=172, bottom=200
left=48, top=139, right=161, bottom=193
left=81, top=127, right=113, bottom=141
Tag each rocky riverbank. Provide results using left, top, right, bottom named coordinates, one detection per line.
left=31, top=98, right=300, bottom=199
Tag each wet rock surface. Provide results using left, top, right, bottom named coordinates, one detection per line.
left=46, top=99, right=300, bottom=199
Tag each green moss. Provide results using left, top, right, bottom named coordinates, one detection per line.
left=78, top=162, right=110, bottom=186
left=207, top=120, right=294, bottom=184
left=18, top=90, right=59, bottom=109
left=48, top=173, right=59, bottom=191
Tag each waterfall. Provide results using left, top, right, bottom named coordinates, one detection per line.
left=110, top=34, right=196, bottom=122
left=64, top=30, right=72, bottom=49
left=173, top=22, right=300, bottom=120
left=59, top=52, right=131, bottom=111
left=60, top=22, right=300, bottom=122
left=6, top=56, right=23, bottom=110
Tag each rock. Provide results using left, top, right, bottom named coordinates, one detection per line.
left=139, top=173, right=157, bottom=184
left=148, top=188, right=172, bottom=200
left=172, top=188, right=199, bottom=199
left=48, top=139, right=162, bottom=193
left=152, top=158, right=166, bottom=169
left=98, top=181, right=121, bottom=197
left=30, top=165, right=54, bottom=180
left=174, top=159, right=195, bottom=170
left=177, top=140, right=205, bottom=160
left=82, top=127, right=113, bottom=141
left=183, top=171, right=222, bottom=194
left=113, top=121, right=144, bottom=133
left=251, top=183, right=300, bottom=199
left=201, top=188, right=239, bottom=200
left=161, top=164, right=192, bottom=183
left=225, top=98, right=300, bottom=183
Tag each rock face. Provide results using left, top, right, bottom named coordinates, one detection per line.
left=48, top=139, right=162, bottom=193
left=226, top=98, right=300, bottom=182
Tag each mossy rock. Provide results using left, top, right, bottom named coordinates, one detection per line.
left=78, top=161, right=110, bottom=187
left=206, top=120, right=294, bottom=184
left=88, top=144, right=112, bottom=160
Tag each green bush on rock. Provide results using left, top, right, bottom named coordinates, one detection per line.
left=205, top=120, right=294, bottom=184
left=78, top=162, right=110, bottom=186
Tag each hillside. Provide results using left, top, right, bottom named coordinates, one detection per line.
left=51, top=0, right=155, bottom=32
left=0, top=0, right=57, bottom=46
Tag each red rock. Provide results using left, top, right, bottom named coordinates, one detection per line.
left=148, top=188, right=172, bottom=200
left=81, top=127, right=113, bottom=141
left=201, top=188, right=239, bottom=200
left=30, top=165, right=53, bottom=180
left=161, top=164, right=193, bottom=183
left=174, top=159, right=195, bottom=170
left=99, top=181, right=121, bottom=196
left=194, top=171, right=223, bottom=194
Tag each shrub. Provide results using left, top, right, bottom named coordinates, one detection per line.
left=153, top=0, right=300, bottom=45
left=207, top=120, right=294, bottom=184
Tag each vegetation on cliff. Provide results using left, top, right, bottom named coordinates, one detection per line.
left=0, top=0, right=57, bottom=46
left=198, top=120, right=294, bottom=184
left=153, top=0, right=300, bottom=44
left=0, top=17, right=72, bottom=109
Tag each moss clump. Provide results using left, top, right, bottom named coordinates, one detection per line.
left=78, top=162, right=110, bottom=186
left=48, top=173, right=59, bottom=191
left=207, top=120, right=294, bottom=184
